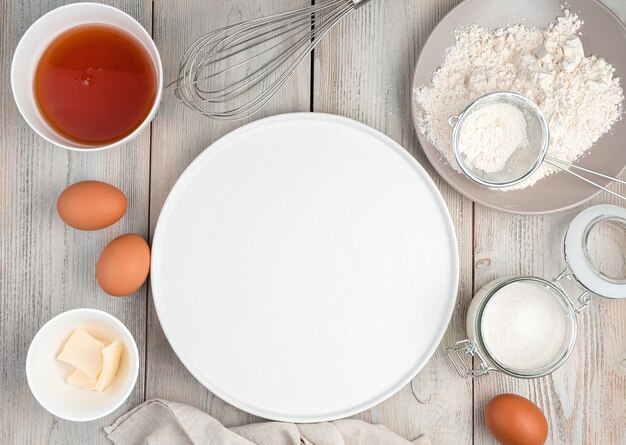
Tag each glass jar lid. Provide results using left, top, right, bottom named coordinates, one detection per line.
left=565, top=204, right=626, bottom=299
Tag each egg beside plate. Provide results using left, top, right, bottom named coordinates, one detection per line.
left=97, top=234, right=150, bottom=297
left=56, top=180, right=127, bottom=230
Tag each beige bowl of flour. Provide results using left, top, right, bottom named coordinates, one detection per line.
left=411, top=0, right=626, bottom=214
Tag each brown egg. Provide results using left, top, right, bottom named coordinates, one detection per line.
left=57, top=180, right=127, bottom=230
left=96, top=234, right=150, bottom=297
left=484, top=394, right=548, bottom=445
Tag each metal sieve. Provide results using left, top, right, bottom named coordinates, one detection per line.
left=449, top=91, right=626, bottom=200
left=449, top=92, right=549, bottom=188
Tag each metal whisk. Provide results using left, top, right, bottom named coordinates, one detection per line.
left=172, top=0, right=371, bottom=120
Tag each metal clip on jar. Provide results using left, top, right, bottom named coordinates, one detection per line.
left=447, top=205, right=626, bottom=379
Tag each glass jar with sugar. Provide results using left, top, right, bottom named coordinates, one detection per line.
left=447, top=204, right=626, bottom=379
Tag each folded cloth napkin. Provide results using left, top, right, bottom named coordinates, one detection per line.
left=105, top=399, right=431, bottom=445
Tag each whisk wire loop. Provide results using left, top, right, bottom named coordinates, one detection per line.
left=172, top=0, right=364, bottom=120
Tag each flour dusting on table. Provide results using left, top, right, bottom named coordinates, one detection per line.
left=414, top=10, right=623, bottom=189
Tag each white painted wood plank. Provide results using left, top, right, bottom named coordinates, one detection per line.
left=146, top=0, right=311, bottom=427
left=473, top=195, right=626, bottom=444
left=313, top=0, right=473, bottom=442
left=0, top=1, right=152, bottom=444
left=473, top=2, right=626, bottom=441
left=3, top=0, right=625, bottom=443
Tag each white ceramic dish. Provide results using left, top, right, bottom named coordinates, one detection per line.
left=11, top=2, right=163, bottom=151
left=151, top=113, right=459, bottom=422
left=26, top=308, right=139, bottom=422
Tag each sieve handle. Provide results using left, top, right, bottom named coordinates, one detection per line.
left=448, top=115, right=460, bottom=127
left=545, top=157, right=626, bottom=201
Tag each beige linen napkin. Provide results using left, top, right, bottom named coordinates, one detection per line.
left=105, top=399, right=431, bottom=445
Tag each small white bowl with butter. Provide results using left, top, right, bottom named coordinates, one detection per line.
left=26, top=308, right=139, bottom=422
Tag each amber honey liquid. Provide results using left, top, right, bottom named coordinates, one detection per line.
left=34, top=24, right=157, bottom=146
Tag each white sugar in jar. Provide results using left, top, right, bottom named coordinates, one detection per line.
left=448, top=205, right=626, bottom=379
left=461, top=277, right=577, bottom=378
left=480, top=281, right=569, bottom=373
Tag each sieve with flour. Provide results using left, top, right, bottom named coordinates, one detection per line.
left=448, top=92, right=626, bottom=200
left=446, top=204, right=626, bottom=379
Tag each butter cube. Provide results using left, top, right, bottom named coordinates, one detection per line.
left=57, top=328, right=104, bottom=379
left=67, top=368, right=97, bottom=390
left=95, top=340, right=124, bottom=392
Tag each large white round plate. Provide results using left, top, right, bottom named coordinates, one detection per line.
left=151, top=113, right=459, bottom=422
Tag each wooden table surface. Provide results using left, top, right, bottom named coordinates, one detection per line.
left=2, top=1, right=625, bottom=443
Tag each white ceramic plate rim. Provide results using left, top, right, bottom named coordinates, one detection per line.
left=151, top=112, right=459, bottom=422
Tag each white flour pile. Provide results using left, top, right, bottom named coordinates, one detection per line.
left=414, top=10, right=623, bottom=189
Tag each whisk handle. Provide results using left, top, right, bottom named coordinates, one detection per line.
left=352, top=0, right=372, bottom=7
